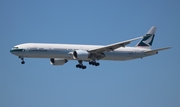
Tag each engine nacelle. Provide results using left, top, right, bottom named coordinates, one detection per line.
left=50, top=58, right=68, bottom=65
left=73, top=50, right=90, bottom=60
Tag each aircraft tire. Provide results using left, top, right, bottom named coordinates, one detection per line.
left=82, top=66, right=86, bottom=69
left=21, top=61, right=25, bottom=64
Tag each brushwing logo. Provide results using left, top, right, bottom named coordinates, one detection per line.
left=137, top=34, right=155, bottom=47
left=142, top=34, right=154, bottom=46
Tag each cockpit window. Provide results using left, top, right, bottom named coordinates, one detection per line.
left=12, top=47, right=18, bottom=49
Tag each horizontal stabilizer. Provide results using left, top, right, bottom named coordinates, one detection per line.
left=145, top=47, right=171, bottom=54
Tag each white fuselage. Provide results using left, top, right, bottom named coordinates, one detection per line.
left=10, top=43, right=156, bottom=61
left=10, top=27, right=170, bottom=69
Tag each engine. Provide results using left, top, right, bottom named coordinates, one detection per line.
left=72, top=50, right=90, bottom=60
left=50, top=58, right=68, bottom=65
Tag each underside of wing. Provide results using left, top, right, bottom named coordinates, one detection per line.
left=88, top=36, right=143, bottom=53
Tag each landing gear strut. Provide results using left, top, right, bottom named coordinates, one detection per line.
left=76, top=60, right=87, bottom=69
left=89, top=61, right=100, bottom=66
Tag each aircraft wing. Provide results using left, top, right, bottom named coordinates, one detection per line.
left=88, top=36, right=143, bottom=53
left=144, top=47, right=171, bottom=54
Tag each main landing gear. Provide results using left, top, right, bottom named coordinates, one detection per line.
left=76, top=60, right=87, bottom=69
left=75, top=60, right=100, bottom=69
left=89, top=61, right=100, bottom=66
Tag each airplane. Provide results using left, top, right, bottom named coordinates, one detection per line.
left=10, top=26, right=171, bottom=69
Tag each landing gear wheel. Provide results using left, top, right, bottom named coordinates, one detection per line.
left=89, top=62, right=92, bottom=65
left=21, top=61, right=25, bottom=64
left=95, top=62, right=100, bottom=66
left=89, top=61, right=100, bottom=66
left=75, top=61, right=87, bottom=69
left=82, top=66, right=87, bottom=69
left=76, top=64, right=80, bottom=68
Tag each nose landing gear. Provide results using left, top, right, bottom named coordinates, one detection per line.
left=19, top=57, right=25, bottom=64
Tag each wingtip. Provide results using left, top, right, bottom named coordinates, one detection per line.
left=166, top=47, right=172, bottom=49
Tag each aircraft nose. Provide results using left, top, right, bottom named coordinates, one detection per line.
left=10, top=48, right=17, bottom=54
left=10, top=48, right=24, bottom=54
left=10, top=49, right=13, bottom=53
left=10, top=49, right=16, bottom=53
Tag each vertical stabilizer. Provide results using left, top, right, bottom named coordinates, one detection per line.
left=136, top=26, right=157, bottom=49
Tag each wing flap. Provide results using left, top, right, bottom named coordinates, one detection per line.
left=88, top=36, right=142, bottom=53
